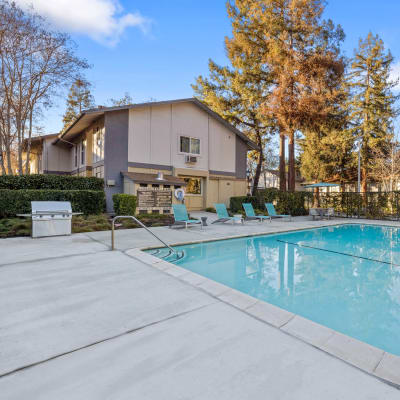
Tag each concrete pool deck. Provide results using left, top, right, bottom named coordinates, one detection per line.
left=1, top=215, right=400, bottom=399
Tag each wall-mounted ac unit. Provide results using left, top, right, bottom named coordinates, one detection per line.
left=185, top=155, right=197, bottom=163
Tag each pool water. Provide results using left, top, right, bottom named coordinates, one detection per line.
left=149, top=224, right=400, bottom=355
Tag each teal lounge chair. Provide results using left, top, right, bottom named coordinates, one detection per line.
left=171, top=204, right=202, bottom=229
left=212, top=203, right=243, bottom=225
left=265, top=203, right=291, bottom=221
left=242, top=203, right=270, bottom=222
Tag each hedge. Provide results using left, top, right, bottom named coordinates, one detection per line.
left=230, top=196, right=258, bottom=213
left=0, top=174, right=104, bottom=191
left=113, top=194, right=137, bottom=216
left=0, top=189, right=105, bottom=218
left=230, top=189, right=313, bottom=216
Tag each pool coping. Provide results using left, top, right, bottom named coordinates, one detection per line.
left=126, top=221, right=400, bottom=389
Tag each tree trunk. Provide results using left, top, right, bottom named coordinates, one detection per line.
left=6, top=146, right=13, bottom=175
left=288, top=132, right=295, bottom=192
left=252, top=135, right=264, bottom=195
left=279, top=133, right=286, bottom=191
left=361, top=167, right=368, bottom=193
left=25, top=110, right=33, bottom=175
left=0, top=134, right=6, bottom=175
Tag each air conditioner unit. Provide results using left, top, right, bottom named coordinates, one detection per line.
left=185, top=155, right=197, bottom=163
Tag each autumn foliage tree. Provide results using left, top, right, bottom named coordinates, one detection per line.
left=227, top=0, right=346, bottom=192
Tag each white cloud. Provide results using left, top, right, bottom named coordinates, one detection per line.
left=390, top=61, right=400, bottom=91
left=14, top=0, right=151, bottom=46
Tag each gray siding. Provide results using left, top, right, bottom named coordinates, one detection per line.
left=235, top=137, right=248, bottom=179
left=104, top=110, right=129, bottom=212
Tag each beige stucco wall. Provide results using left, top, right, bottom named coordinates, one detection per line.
left=42, top=138, right=71, bottom=173
left=126, top=101, right=248, bottom=210
left=128, top=102, right=237, bottom=174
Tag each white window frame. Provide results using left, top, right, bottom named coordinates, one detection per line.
left=81, top=139, right=86, bottom=166
left=93, top=127, right=104, bottom=163
left=74, top=144, right=78, bottom=168
left=183, top=176, right=203, bottom=196
left=179, top=135, right=201, bottom=156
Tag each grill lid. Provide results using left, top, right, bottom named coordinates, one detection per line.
left=31, top=201, right=72, bottom=214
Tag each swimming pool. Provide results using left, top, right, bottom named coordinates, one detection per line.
left=149, top=224, right=400, bottom=356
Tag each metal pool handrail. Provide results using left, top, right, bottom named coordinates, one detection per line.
left=111, top=216, right=179, bottom=258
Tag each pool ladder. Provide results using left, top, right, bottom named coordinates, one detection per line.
left=111, top=216, right=184, bottom=261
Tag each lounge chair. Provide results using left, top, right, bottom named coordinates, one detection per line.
left=242, top=203, right=270, bottom=222
left=212, top=203, right=243, bottom=225
left=310, top=208, right=321, bottom=220
left=324, top=207, right=335, bottom=220
left=265, top=203, right=291, bottom=222
left=171, top=204, right=202, bottom=229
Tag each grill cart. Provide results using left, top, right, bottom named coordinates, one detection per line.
left=17, top=201, right=82, bottom=238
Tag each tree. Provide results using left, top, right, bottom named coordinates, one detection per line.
left=0, top=1, right=89, bottom=175
left=192, top=2, right=276, bottom=194
left=347, top=32, right=398, bottom=192
left=108, top=92, right=133, bottom=107
left=369, top=140, right=400, bottom=192
left=223, top=0, right=345, bottom=191
left=62, top=79, right=95, bottom=129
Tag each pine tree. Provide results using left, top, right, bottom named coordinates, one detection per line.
left=62, top=79, right=95, bottom=129
left=109, top=92, right=133, bottom=107
left=192, top=2, right=276, bottom=194
left=347, top=32, right=398, bottom=192
left=223, top=0, right=345, bottom=191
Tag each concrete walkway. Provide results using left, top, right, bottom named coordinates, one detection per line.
left=1, top=215, right=399, bottom=399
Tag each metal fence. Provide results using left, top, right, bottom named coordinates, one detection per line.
left=311, top=192, right=400, bottom=221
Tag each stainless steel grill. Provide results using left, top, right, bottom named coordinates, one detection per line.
left=18, top=201, right=81, bottom=238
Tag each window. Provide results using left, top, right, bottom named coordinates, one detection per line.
left=180, top=136, right=200, bottom=155
left=74, top=145, right=78, bottom=167
left=139, top=183, right=148, bottom=188
left=163, top=185, right=170, bottom=189
left=81, top=139, right=86, bottom=165
left=152, top=184, right=159, bottom=188
left=93, top=165, right=104, bottom=178
left=93, top=127, right=104, bottom=162
left=184, top=177, right=202, bottom=194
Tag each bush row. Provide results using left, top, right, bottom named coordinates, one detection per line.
left=230, top=189, right=313, bottom=216
left=0, top=189, right=105, bottom=218
left=113, top=194, right=137, bottom=216
left=0, top=174, right=104, bottom=191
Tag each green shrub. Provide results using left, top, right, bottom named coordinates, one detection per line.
left=112, top=194, right=137, bottom=216
left=0, top=174, right=104, bottom=190
left=229, top=196, right=258, bottom=213
left=230, top=190, right=313, bottom=216
left=0, top=189, right=105, bottom=218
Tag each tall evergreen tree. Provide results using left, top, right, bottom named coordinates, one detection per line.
left=62, top=79, right=95, bottom=129
left=224, top=0, right=345, bottom=191
left=108, top=92, right=133, bottom=107
left=347, top=32, right=398, bottom=192
left=192, top=2, right=275, bottom=194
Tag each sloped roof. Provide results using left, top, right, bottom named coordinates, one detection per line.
left=53, top=98, right=258, bottom=150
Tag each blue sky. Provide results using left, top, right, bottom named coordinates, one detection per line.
left=20, top=0, right=400, bottom=134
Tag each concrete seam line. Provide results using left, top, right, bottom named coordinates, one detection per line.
left=0, top=250, right=111, bottom=269
left=372, top=352, right=386, bottom=373
left=81, top=233, right=111, bottom=250
left=0, top=303, right=213, bottom=380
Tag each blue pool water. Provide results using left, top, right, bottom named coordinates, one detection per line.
left=149, top=224, right=400, bottom=355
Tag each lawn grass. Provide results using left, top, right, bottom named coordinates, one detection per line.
left=0, top=213, right=175, bottom=238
